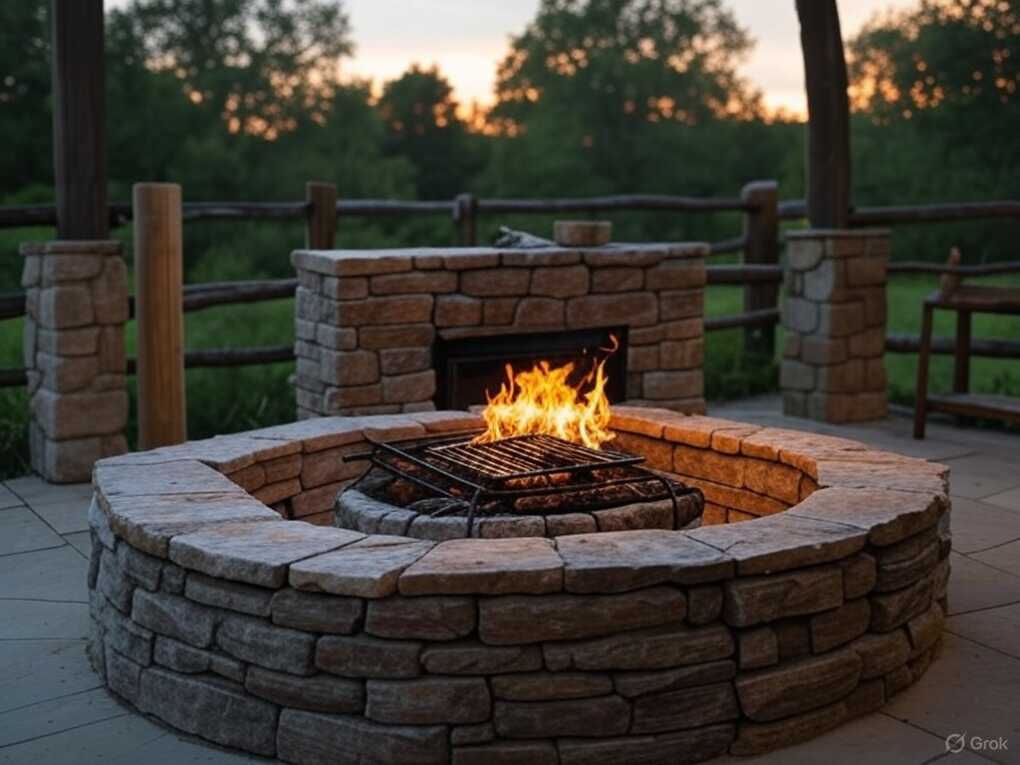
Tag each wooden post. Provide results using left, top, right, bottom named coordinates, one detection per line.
left=454, top=193, right=477, bottom=246
left=741, top=180, right=779, bottom=358
left=914, top=303, right=934, bottom=439
left=953, top=310, right=971, bottom=393
left=133, top=183, right=186, bottom=449
left=795, top=0, right=851, bottom=228
left=305, top=181, right=337, bottom=249
left=51, top=0, right=108, bottom=239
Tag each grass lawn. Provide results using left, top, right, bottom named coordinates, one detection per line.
left=1, top=275, right=1017, bottom=479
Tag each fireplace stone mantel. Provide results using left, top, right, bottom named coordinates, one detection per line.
left=291, top=244, right=708, bottom=419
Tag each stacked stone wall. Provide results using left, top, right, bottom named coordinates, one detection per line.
left=292, top=245, right=707, bottom=419
left=88, top=408, right=950, bottom=764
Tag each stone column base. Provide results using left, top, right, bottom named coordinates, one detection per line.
left=22, top=241, right=129, bottom=482
left=781, top=229, right=889, bottom=424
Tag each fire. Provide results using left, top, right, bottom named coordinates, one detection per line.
left=473, top=338, right=617, bottom=450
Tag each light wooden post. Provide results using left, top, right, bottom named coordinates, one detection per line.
left=133, top=183, right=186, bottom=449
left=741, top=180, right=779, bottom=358
left=305, top=181, right=337, bottom=249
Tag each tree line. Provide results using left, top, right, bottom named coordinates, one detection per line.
left=1, top=0, right=1017, bottom=285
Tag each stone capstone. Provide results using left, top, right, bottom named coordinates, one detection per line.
left=170, top=521, right=363, bottom=588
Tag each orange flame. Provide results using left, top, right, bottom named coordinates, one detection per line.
left=473, top=337, right=617, bottom=449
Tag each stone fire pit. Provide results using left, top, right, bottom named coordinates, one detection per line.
left=87, top=408, right=950, bottom=764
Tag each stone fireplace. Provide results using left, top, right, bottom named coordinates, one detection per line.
left=291, top=243, right=707, bottom=419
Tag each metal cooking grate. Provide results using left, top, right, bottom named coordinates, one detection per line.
left=423, top=433, right=642, bottom=480
left=347, top=429, right=691, bottom=536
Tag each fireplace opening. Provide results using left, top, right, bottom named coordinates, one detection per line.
left=433, top=327, right=628, bottom=411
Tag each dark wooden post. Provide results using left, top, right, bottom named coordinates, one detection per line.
left=741, top=180, right=780, bottom=358
left=454, top=193, right=477, bottom=246
left=305, top=181, right=338, bottom=249
left=795, top=0, right=851, bottom=228
left=52, top=0, right=108, bottom=239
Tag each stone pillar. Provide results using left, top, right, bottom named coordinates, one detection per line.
left=781, top=229, right=889, bottom=423
left=21, top=241, right=129, bottom=482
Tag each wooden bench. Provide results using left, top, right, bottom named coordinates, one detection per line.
left=914, top=249, right=1020, bottom=438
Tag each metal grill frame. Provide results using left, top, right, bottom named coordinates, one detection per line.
left=346, top=429, right=690, bottom=535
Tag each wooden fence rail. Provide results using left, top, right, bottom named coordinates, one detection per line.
left=2, top=187, right=1019, bottom=396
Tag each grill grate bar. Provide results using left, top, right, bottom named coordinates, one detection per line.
left=428, top=442, right=546, bottom=477
left=424, top=432, right=637, bottom=480
left=349, top=429, right=702, bottom=538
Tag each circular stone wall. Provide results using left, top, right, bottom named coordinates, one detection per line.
left=334, top=480, right=705, bottom=541
left=87, top=407, right=951, bottom=764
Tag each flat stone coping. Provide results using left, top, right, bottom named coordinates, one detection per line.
left=291, top=243, right=709, bottom=277
left=91, top=407, right=950, bottom=598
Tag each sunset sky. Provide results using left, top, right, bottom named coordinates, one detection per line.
left=106, top=0, right=919, bottom=118
left=341, top=0, right=918, bottom=117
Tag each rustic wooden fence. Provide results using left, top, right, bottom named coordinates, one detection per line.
left=2, top=184, right=1019, bottom=391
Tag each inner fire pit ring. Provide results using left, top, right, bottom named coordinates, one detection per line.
left=87, top=407, right=951, bottom=764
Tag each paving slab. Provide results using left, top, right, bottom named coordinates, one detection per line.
left=971, top=539, right=1020, bottom=578
left=63, top=530, right=92, bottom=559
left=0, top=686, right=127, bottom=749
left=0, top=710, right=266, bottom=764
left=942, top=455, right=1020, bottom=501
left=948, top=497, right=1020, bottom=554
left=946, top=552, right=1020, bottom=615
left=0, top=483, right=22, bottom=510
left=0, top=600, right=90, bottom=640
left=983, top=486, right=1020, bottom=514
left=883, top=633, right=1020, bottom=763
left=948, top=603, right=1020, bottom=661
left=0, top=639, right=99, bottom=714
left=29, top=494, right=93, bottom=534
left=714, top=710, right=964, bottom=765
left=0, top=508, right=66, bottom=557
left=2, top=478, right=90, bottom=506
left=0, top=545, right=88, bottom=602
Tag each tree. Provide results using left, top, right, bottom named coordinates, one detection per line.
left=107, top=0, right=352, bottom=140
left=0, top=4, right=52, bottom=196
left=377, top=65, right=477, bottom=199
left=487, top=0, right=761, bottom=192
left=846, top=0, right=1019, bottom=260
left=849, top=0, right=1019, bottom=173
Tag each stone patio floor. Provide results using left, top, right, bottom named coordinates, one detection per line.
left=1, top=396, right=1018, bottom=764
